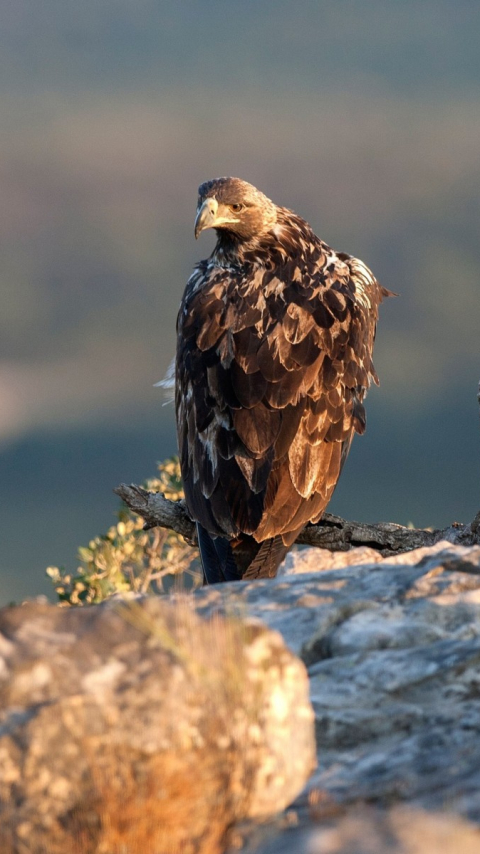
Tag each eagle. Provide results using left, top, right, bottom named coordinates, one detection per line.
left=175, top=177, right=392, bottom=583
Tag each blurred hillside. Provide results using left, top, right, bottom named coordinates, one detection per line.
left=1, top=1, right=479, bottom=604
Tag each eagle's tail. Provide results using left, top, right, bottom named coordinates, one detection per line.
left=197, top=524, right=289, bottom=584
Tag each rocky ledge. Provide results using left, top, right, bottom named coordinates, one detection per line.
left=2, top=540, right=480, bottom=852
left=201, top=540, right=480, bottom=852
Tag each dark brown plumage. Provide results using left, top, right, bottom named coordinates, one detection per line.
left=175, top=177, right=392, bottom=583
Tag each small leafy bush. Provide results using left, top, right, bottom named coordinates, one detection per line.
left=47, top=457, right=200, bottom=605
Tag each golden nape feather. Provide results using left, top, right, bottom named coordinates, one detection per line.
left=175, top=177, right=393, bottom=583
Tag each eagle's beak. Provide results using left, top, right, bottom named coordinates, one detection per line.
left=194, top=197, right=219, bottom=239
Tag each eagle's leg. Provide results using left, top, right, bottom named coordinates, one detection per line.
left=197, top=524, right=289, bottom=584
left=196, top=523, right=243, bottom=584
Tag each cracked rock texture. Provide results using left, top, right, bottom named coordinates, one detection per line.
left=196, top=542, right=480, bottom=853
left=0, top=598, right=314, bottom=854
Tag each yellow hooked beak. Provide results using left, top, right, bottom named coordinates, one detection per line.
left=194, top=197, right=240, bottom=238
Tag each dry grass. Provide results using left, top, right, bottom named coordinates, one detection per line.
left=46, top=601, right=261, bottom=854
left=67, top=746, right=231, bottom=854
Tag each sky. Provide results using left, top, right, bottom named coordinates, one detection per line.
left=1, top=1, right=479, bottom=604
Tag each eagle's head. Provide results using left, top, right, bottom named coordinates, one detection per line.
left=194, top=177, right=277, bottom=242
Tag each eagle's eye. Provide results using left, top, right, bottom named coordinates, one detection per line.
left=229, top=203, right=244, bottom=213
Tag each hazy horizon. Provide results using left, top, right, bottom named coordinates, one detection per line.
left=1, top=1, right=479, bottom=604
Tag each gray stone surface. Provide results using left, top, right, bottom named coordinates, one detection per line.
left=248, top=807, right=480, bottom=854
left=195, top=543, right=480, bottom=851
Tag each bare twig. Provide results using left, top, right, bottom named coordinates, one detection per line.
left=114, top=483, right=480, bottom=557
left=114, top=485, right=198, bottom=542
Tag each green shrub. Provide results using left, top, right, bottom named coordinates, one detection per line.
left=47, top=457, right=200, bottom=605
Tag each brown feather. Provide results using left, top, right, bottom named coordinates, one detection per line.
left=231, top=362, right=267, bottom=408
left=234, top=403, right=281, bottom=457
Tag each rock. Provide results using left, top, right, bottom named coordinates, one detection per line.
left=0, top=597, right=315, bottom=854
left=194, top=543, right=480, bottom=850
left=3, top=541, right=480, bottom=853
left=279, top=544, right=385, bottom=573
left=249, top=806, right=480, bottom=854
left=278, top=538, right=466, bottom=574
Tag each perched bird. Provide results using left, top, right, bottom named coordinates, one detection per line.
left=175, top=177, right=392, bottom=583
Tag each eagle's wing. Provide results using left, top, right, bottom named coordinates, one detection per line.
left=176, top=249, right=389, bottom=545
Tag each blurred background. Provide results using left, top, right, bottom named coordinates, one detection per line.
left=1, top=0, right=479, bottom=604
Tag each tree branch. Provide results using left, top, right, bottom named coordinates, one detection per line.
left=114, top=485, right=198, bottom=543
left=114, top=483, right=480, bottom=557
